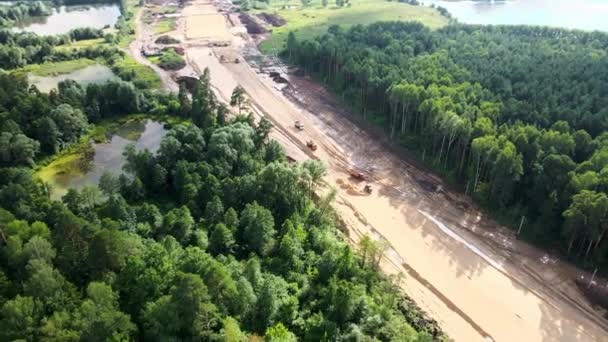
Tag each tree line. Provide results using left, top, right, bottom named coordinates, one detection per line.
left=0, top=0, right=133, bottom=72
left=286, top=22, right=608, bottom=270
left=0, top=73, right=178, bottom=167
left=0, top=28, right=110, bottom=69
left=0, top=70, right=444, bottom=340
left=0, top=2, right=52, bottom=27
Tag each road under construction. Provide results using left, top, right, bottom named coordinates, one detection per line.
left=128, top=1, right=608, bottom=340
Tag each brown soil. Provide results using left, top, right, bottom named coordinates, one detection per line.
left=155, top=35, right=181, bottom=44
left=257, top=12, right=286, bottom=27
left=239, top=13, right=267, bottom=34
left=127, top=6, right=179, bottom=92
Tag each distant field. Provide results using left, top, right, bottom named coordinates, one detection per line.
left=257, top=0, right=448, bottom=54
left=112, top=55, right=162, bottom=89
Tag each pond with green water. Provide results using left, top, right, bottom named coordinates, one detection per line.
left=38, top=119, right=168, bottom=200
left=29, top=64, right=119, bottom=93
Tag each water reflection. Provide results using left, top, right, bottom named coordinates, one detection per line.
left=29, top=64, right=118, bottom=93
left=12, top=3, right=120, bottom=36
left=48, top=120, right=167, bottom=199
left=427, top=0, right=608, bottom=31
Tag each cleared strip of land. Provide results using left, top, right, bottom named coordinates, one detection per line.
left=130, top=0, right=608, bottom=340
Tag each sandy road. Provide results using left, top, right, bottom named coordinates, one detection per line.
left=140, top=1, right=608, bottom=340
left=214, top=50, right=608, bottom=342
left=127, top=6, right=179, bottom=93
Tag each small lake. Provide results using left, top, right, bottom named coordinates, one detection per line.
left=29, top=64, right=118, bottom=93
left=427, top=0, right=608, bottom=32
left=44, top=120, right=168, bottom=200
left=12, top=3, right=120, bottom=36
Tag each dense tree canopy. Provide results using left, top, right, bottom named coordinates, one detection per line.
left=287, top=21, right=608, bottom=269
left=0, top=73, right=179, bottom=162
left=0, top=2, right=52, bottom=27
left=0, top=72, right=442, bottom=340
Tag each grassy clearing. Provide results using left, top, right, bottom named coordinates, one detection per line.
left=14, top=58, right=97, bottom=76
left=111, top=54, right=162, bottom=89
left=151, top=4, right=179, bottom=15
left=117, top=31, right=135, bottom=48
left=117, top=0, right=140, bottom=48
left=147, top=55, right=161, bottom=65
left=154, top=18, right=176, bottom=34
left=257, top=0, right=447, bottom=53
left=36, top=151, right=86, bottom=198
left=55, top=38, right=106, bottom=52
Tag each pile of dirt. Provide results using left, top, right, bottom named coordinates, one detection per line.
left=177, top=76, right=199, bottom=92
left=239, top=13, right=267, bottom=34
left=257, top=12, right=286, bottom=27
left=269, top=71, right=288, bottom=84
left=575, top=277, right=608, bottom=313
left=155, top=35, right=181, bottom=45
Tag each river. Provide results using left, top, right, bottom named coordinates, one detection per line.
left=12, top=3, right=120, bottom=36
left=427, top=0, right=608, bottom=31
left=39, top=120, right=168, bottom=200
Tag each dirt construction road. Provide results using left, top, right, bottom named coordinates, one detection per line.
left=139, top=1, right=608, bottom=341
left=128, top=7, right=179, bottom=93
left=208, top=52, right=608, bottom=342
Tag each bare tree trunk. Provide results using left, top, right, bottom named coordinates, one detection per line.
left=567, top=232, right=576, bottom=255
left=438, top=135, right=446, bottom=164
left=594, top=225, right=607, bottom=252
left=445, top=132, right=457, bottom=168
left=576, top=237, right=586, bottom=259
left=459, top=143, right=467, bottom=175
left=474, top=154, right=481, bottom=192
left=390, top=104, right=397, bottom=139
left=400, top=103, right=407, bottom=134
left=585, top=238, right=594, bottom=260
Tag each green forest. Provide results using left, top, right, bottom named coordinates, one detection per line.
left=0, top=2, right=52, bottom=27
left=286, top=22, right=608, bottom=270
left=0, top=70, right=442, bottom=340
left=4, top=0, right=608, bottom=336
left=0, top=0, right=162, bottom=89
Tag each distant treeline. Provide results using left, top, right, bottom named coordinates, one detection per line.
left=286, top=22, right=608, bottom=271
left=0, top=2, right=52, bottom=26
left=0, top=29, right=108, bottom=69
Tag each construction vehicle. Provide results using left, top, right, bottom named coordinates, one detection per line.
left=363, top=184, right=372, bottom=194
left=294, top=120, right=304, bottom=130
left=218, top=55, right=239, bottom=64
left=350, top=170, right=366, bottom=181
left=306, top=140, right=317, bottom=151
